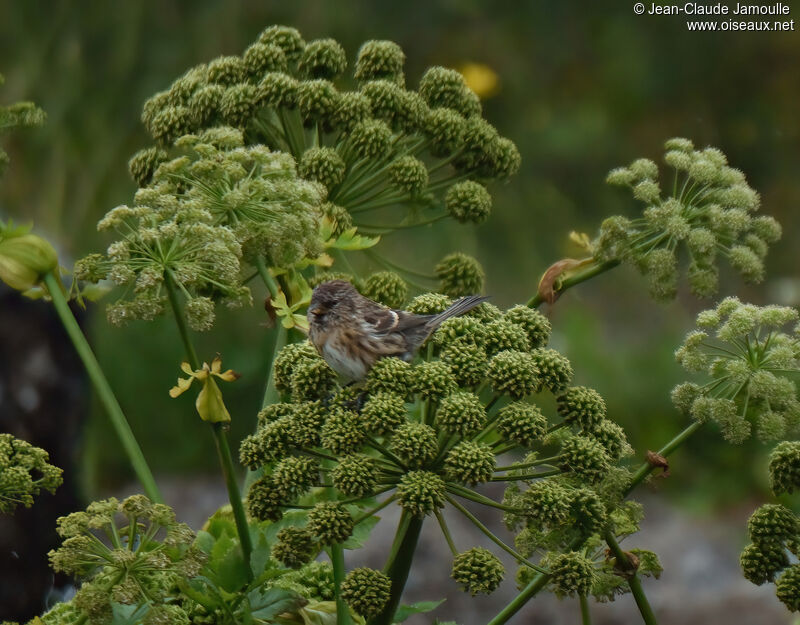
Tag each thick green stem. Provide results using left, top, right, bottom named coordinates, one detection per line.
left=604, top=530, right=658, bottom=625
left=43, top=272, right=162, bottom=503
left=580, top=594, right=591, bottom=625
left=212, top=422, right=254, bottom=578
left=330, top=542, right=354, bottom=625
left=527, top=259, right=619, bottom=308
left=163, top=273, right=253, bottom=578
left=369, top=516, right=424, bottom=625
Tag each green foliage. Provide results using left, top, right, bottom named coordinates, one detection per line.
left=0, top=433, right=62, bottom=513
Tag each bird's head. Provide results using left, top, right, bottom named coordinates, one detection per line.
left=308, top=280, right=359, bottom=328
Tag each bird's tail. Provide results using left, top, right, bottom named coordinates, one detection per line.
left=427, top=295, right=490, bottom=329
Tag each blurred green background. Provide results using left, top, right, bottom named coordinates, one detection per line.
left=1, top=0, right=798, bottom=511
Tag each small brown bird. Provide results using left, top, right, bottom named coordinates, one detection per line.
left=307, top=280, right=489, bottom=381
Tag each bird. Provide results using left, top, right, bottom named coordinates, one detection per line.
left=307, top=280, right=489, bottom=381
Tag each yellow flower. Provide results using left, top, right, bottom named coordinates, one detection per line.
left=459, top=62, right=500, bottom=99
left=169, top=355, right=240, bottom=423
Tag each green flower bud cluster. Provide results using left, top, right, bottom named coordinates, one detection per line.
left=498, top=381, right=640, bottom=594
left=541, top=551, right=596, bottom=597
left=0, top=220, right=59, bottom=293
left=132, top=24, right=520, bottom=276
left=362, top=270, right=408, bottom=308
left=47, top=495, right=203, bottom=625
left=451, top=547, right=505, bottom=595
left=82, top=127, right=332, bottom=330
left=0, top=433, right=62, bottom=513
left=340, top=567, right=392, bottom=617
left=504, top=479, right=607, bottom=551
left=768, top=441, right=800, bottom=495
left=435, top=253, right=486, bottom=297
left=0, top=74, right=46, bottom=178
left=272, top=560, right=336, bottom=601
left=272, top=526, right=317, bottom=569
left=740, top=503, right=800, bottom=611
left=597, top=138, right=781, bottom=300
left=242, top=297, right=623, bottom=600
left=673, top=298, right=800, bottom=443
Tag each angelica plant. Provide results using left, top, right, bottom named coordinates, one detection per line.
left=672, top=298, right=800, bottom=443
left=106, top=25, right=520, bottom=328
left=45, top=496, right=205, bottom=625
left=0, top=433, right=62, bottom=514
left=5, top=20, right=800, bottom=625
left=532, top=139, right=782, bottom=306
left=238, top=294, right=666, bottom=622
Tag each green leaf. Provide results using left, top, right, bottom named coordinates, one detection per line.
left=205, top=529, right=250, bottom=592
left=205, top=507, right=238, bottom=539
left=342, top=513, right=379, bottom=550
left=296, top=601, right=346, bottom=625
left=250, top=531, right=272, bottom=578
left=326, top=227, right=380, bottom=251
left=247, top=587, right=306, bottom=619
left=393, top=600, right=445, bottom=623
left=176, top=577, right=218, bottom=611
left=195, top=529, right=216, bottom=554
left=208, top=527, right=235, bottom=563
left=110, top=602, right=150, bottom=625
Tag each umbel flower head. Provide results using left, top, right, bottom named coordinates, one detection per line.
left=672, top=298, right=800, bottom=443
left=0, top=433, right=62, bottom=513
left=131, top=25, right=520, bottom=294
left=48, top=495, right=204, bottom=625
left=739, top=502, right=800, bottom=608
left=242, top=296, right=633, bottom=598
left=768, top=441, right=800, bottom=495
left=78, top=127, right=332, bottom=330
left=595, top=138, right=781, bottom=300
left=340, top=567, right=392, bottom=618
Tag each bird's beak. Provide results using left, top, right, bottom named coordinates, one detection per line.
left=310, top=307, right=324, bottom=316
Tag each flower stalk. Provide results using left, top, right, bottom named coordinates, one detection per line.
left=604, top=530, right=658, bottom=625
left=330, top=542, right=354, bottom=625
left=43, top=271, right=163, bottom=503
left=163, top=272, right=253, bottom=577
left=370, top=516, right=424, bottom=625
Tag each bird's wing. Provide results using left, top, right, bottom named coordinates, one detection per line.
left=358, top=304, right=402, bottom=334
left=358, top=302, right=422, bottom=334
